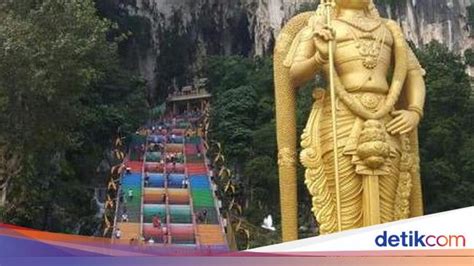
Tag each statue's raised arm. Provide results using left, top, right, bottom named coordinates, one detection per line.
left=274, top=0, right=426, bottom=242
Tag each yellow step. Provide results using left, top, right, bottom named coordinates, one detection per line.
left=115, top=222, right=140, bottom=241
left=197, top=225, right=225, bottom=245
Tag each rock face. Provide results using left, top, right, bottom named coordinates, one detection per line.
left=114, top=0, right=473, bottom=99
left=381, top=0, right=472, bottom=52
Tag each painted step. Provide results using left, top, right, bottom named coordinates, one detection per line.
left=165, top=144, right=183, bottom=153
left=169, top=224, right=196, bottom=244
left=121, top=173, right=142, bottom=186
left=146, top=173, right=166, bottom=188
left=193, top=206, right=219, bottom=224
left=191, top=190, right=215, bottom=207
left=184, top=144, right=198, bottom=154
left=144, top=188, right=190, bottom=205
left=167, top=188, right=190, bottom=205
left=169, top=136, right=185, bottom=143
left=147, top=134, right=167, bottom=143
left=170, top=205, right=192, bottom=224
left=185, top=137, right=201, bottom=145
left=167, top=174, right=186, bottom=188
left=115, top=222, right=140, bottom=241
left=186, top=155, right=205, bottom=163
left=187, top=168, right=207, bottom=175
left=189, top=176, right=210, bottom=188
left=145, top=151, right=163, bottom=162
left=171, top=128, right=186, bottom=135
left=145, top=162, right=164, bottom=173
left=196, top=225, right=225, bottom=245
left=124, top=161, right=143, bottom=172
left=143, top=204, right=167, bottom=223
left=143, top=188, right=166, bottom=204
left=165, top=163, right=185, bottom=173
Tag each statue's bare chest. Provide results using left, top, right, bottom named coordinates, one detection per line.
left=332, top=18, right=394, bottom=70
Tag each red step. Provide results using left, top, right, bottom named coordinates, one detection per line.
left=125, top=161, right=143, bottom=172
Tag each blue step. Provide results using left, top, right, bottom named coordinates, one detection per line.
left=148, top=135, right=167, bottom=143
left=189, top=176, right=210, bottom=188
left=148, top=174, right=165, bottom=187
left=122, top=173, right=142, bottom=186
left=170, top=136, right=184, bottom=143
left=168, top=174, right=186, bottom=188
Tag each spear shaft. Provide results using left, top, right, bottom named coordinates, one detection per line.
left=323, top=0, right=342, bottom=232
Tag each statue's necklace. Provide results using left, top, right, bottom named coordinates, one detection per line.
left=337, top=17, right=387, bottom=69
left=336, top=16, right=382, bottom=33
left=353, top=28, right=386, bottom=69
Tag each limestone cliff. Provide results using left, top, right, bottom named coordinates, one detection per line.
left=106, top=0, right=473, bottom=99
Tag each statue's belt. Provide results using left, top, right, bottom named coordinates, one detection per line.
left=322, top=91, right=388, bottom=113
left=315, top=94, right=402, bottom=159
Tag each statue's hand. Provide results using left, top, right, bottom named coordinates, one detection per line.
left=313, top=24, right=335, bottom=60
left=387, top=110, right=421, bottom=135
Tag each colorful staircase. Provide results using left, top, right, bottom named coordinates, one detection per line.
left=185, top=139, right=227, bottom=249
left=113, top=116, right=228, bottom=252
left=114, top=159, right=143, bottom=241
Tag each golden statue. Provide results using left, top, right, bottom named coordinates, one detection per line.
left=274, top=0, right=426, bottom=241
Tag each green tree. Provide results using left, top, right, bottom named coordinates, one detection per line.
left=0, top=0, right=147, bottom=234
left=207, top=56, right=286, bottom=247
left=464, top=48, right=474, bottom=66
left=211, top=85, right=258, bottom=162
left=416, top=42, right=474, bottom=213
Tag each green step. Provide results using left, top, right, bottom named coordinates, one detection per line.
left=122, top=188, right=142, bottom=206
left=177, top=122, right=191, bottom=128
left=191, top=190, right=215, bottom=207
left=186, top=155, right=204, bottom=163
left=170, top=205, right=192, bottom=223
left=145, top=152, right=162, bottom=162
left=186, top=137, right=201, bottom=144
left=144, top=205, right=193, bottom=223
left=143, top=204, right=166, bottom=223
left=194, top=206, right=219, bottom=224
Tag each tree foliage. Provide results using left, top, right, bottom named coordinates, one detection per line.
left=206, top=56, right=317, bottom=247
left=415, top=42, right=474, bottom=213
left=465, top=48, right=474, bottom=66
left=0, top=0, right=147, bottom=234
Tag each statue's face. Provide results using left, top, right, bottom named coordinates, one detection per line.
left=335, top=0, right=370, bottom=9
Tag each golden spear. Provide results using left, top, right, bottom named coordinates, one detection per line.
left=323, top=0, right=342, bottom=232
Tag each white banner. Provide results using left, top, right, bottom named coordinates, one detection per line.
left=252, top=207, right=474, bottom=252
